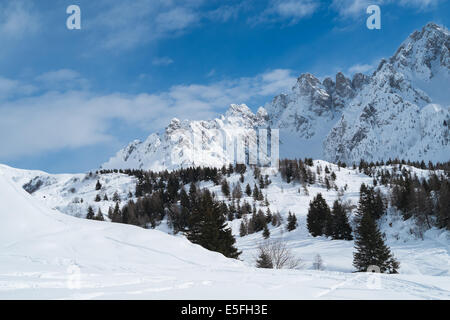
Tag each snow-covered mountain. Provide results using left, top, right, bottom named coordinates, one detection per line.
left=324, top=22, right=450, bottom=163
left=102, top=104, right=268, bottom=171
left=102, top=22, right=449, bottom=171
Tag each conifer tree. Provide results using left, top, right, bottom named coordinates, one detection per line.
left=95, top=180, right=102, bottom=191
left=245, top=183, right=252, bottom=197
left=221, top=179, right=230, bottom=197
left=86, top=206, right=95, bottom=220
left=331, top=200, right=353, bottom=240
left=263, top=225, right=270, bottom=239
left=95, top=208, right=104, bottom=221
left=256, top=251, right=273, bottom=269
left=287, top=212, right=297, bottom=231
left=307, top=193, right=331, bottom=236
left=353, top=207, right=399, bottom=274
left=239, top=220, right=247, bottom=237
left=186, top=190, right=241, bottom=259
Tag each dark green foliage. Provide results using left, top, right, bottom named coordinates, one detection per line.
left=287, top=212, right=297, bottom=231
left=86, top=206, right=95, bottom=220
left=245, top=183, right=252, bottom=196
left=186, top=190, right=241, bottom=259
left=95, top=180, right=102, bottom=191
left=307, top=194, right=331, bottom=237
left=353, top=208, right=399, bottom=274
left=330, top=200, right=353, bottom=240
left=263, top=225, right=270, bottom=239
left=256, top=251, right=273, bottom=269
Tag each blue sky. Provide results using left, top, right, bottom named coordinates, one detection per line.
left=0, top=0, right=448, bottom=173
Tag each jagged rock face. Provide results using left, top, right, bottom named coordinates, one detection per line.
left=101, top=104, right=269, bottom=171
left=324, top=22, right=450, bottom=164
left=102, top=23, right=449, bottom=170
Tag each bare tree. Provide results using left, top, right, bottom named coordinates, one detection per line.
left=312, top=254, right=325, bottom=270
left=255, top=240, right=303, bottom=269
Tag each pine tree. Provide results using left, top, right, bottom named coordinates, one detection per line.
left=111, top=202, right=122, bottom=223
left=186, top=190, right=241, bottom=259
left=95, top=208, right=104, bottom=221
left=256, top=251, right=273, bottom=269
left=287, top=212, right=297, bottom=231
left=86, top=206, right=95, bottom=220
left=239, top=220, right=247, bottom=237
left=263, top=225, right=270, bottom=239
left=353, top=209, right=399, bottom=274
left=112, top=191, right=121, bottom=202
left=95, top=180, right=102, bottom=191
left=245, top=184, right=252, bottom=197
left=307, top=193, right=331, bottom=237
left=331, top=200, right=353, bottom=240
left=221, top=179, right=230, bottom=197
left=94, top=193, right=102, bottom=202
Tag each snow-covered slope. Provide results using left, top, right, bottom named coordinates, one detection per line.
left=102, top=23, right=449, bottom=171
left=1, top=164, right=449, bottom=299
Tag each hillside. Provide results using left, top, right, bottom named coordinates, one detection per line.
left=0, top=163, right=449, bottom=299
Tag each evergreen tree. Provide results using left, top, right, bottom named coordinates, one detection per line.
left=111, top=202, right=122, bottom=223
left=86, top=206, right=95, bottom=220
left=94, top=193, right=102, bottom=202
left=256, top=251, right=273, bottom=269
left=263, top=225, right=270, bottom=239
left=353, top=209, right=399, bottom=274
left=307, top=194, right=331, bottom=237
left=287, top=212, right=297, bottom=231
left=245, top=184, right=252, bottom=197
left=186, top=190, right=241, bottom=259
left=331, top=200, right=353, bottom=240
left=221, top=179, right=230, bottom=197
left=112, top=191, right=121, bottom=202
left=95, top=208, right=104, bottom=221
left=95, top=180, right=102, bottom=191
left=239, top=220, right=247, bottom=237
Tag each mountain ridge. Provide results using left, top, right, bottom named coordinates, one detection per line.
left=102, top=22, right=449, bottom=171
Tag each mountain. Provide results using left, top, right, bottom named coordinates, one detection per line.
left=102, top=23, right=449, bottom=171
left=101, top=104, right=268, bottom=171
left=324, top=22, right=450, bottom=163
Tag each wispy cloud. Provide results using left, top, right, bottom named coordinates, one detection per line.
left=331, top=0, right=441, bottom=18
left=152, top=57, right=174, bottom=66
left=348, top=63, right=375, bottom=75
left=0, top=68, right=296, bottom=159
left=251, top=0, right=320, bottom=25
left=0, top=1, right=40, bottom=40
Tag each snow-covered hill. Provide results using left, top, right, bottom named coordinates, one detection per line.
left=102, top=23, right=449, bottom=171
left=1, top=163, right=449, bottom=299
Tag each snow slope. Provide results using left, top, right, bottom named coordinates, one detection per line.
left=1, top=163, right=449, bottom=299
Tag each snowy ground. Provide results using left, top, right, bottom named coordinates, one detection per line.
left=0, top=163, right=449, bottom=299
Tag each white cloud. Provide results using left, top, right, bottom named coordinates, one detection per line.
left=331, top=0, right=440, bottom=17
left=348, top=63, right=375, bottom=74
left=0, top=1, right=40, bottom=39
left=90, top=0, right=216, bottom=51
left=35, top=69, right=90, bottom=90
left=0, top=69, right=296, bottom=159
left=0, top=76, right=36, bottom=100
left=251, top=0, right=319, bottom=25
left=152, top=57, right=174, bottom=66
